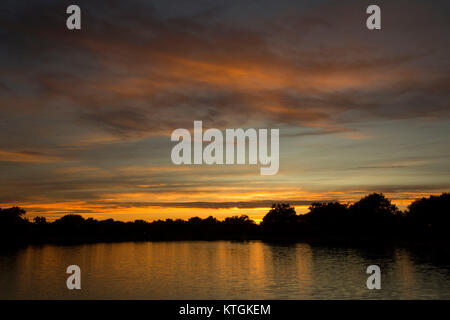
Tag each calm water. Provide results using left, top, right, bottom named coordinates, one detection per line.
left=0, top=241, right=449, bottom=299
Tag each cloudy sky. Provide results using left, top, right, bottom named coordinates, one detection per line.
left=1, top=0, right=449, bottom=222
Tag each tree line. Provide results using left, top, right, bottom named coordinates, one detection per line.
left=0, top=193, right=449, bottom=245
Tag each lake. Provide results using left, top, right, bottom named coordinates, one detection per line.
left=0, top=241, right=449, bottom=299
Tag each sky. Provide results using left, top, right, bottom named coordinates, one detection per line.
left=0, top=0, right=449, bottom=222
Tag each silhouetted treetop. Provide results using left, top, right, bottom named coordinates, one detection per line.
left=0, top=206, right=27, bottom=224
left=304, top=202, right=349, bottom=235
left=260, top=203, right=298, bottom=235
left=407, top=193, right=450, bottom=237
left=1, top=192, right=449, bottom=245
left=349, top=193, right=400, bottom=216
left=33, top=216, right=47, bottom=225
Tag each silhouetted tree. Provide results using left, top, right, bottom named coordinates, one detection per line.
left=348, top=193, right=401, bottom=238
left=406, top=193, right=450, bottom=239
left=222, top=215, right=258, bottom=238
left=304, top=202, right=349, bottom=236
left=0, top=207, right=30, bottom=244
left=261, top=203, right=298, bottom=236
left=1, top=192, right=449, bottom=245
left=0, top=207, right=27, bottom=224
left=33, top=216, right=47, bottom=225
left=52, top=214, right=87, bottom=240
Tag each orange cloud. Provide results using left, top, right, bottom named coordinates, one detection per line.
left=0, top=150, right=63, bottom=163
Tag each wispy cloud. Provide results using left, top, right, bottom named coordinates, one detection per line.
left=0, top=150, right=63, bottom=163
left=0, top=0, right=449, bottom=220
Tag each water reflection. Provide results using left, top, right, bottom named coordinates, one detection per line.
left=0, top=241, right=449, bottom=299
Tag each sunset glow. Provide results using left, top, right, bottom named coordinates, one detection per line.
left=1, top=0, right=449, bottom=223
